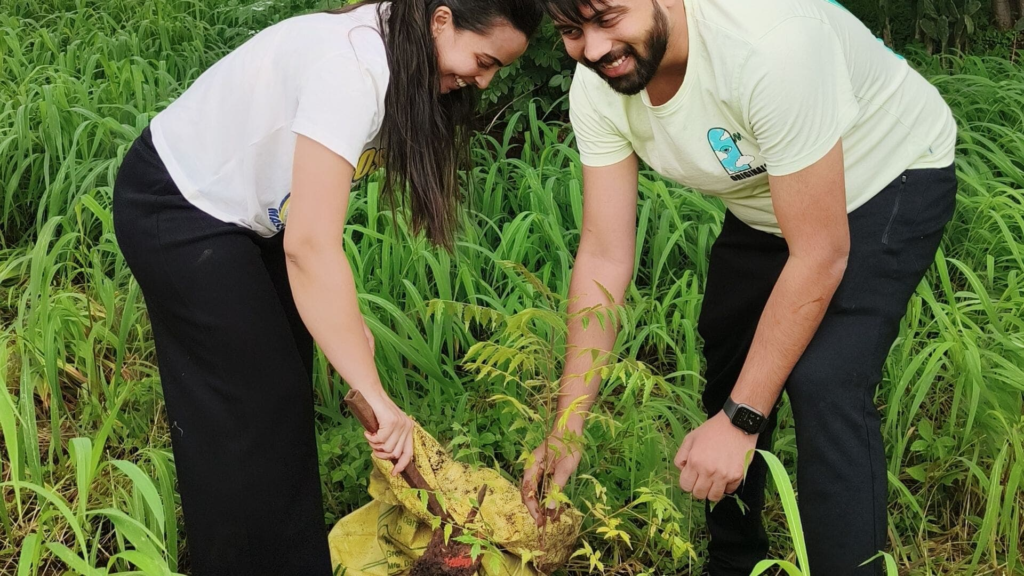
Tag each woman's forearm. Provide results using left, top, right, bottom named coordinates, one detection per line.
left=285, top=241, right=385, bottom=400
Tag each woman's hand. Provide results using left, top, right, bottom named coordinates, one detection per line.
left=362, top=391, right=415, bottom=475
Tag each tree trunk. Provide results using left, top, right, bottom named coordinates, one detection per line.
left=992, top=0, right=1013, bottom=31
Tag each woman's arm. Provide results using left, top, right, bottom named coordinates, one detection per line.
left=284, top=134, right=414, bottom=474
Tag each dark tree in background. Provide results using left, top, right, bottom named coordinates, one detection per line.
left=992, top=0, right=1014, bottom=30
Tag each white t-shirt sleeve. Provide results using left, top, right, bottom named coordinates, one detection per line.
left=292, top=52, right=383, bottom=169
left=737, top=17, right=860, bottom=176
left=569, top=71, right=634, bottom=167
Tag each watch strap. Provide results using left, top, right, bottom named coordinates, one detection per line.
left=723, top=397, right=767, bottom=434
left=723, top=396, right=739, bottom=420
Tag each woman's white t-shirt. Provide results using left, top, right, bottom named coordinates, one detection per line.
left=150, top=4, right=388, bottom=237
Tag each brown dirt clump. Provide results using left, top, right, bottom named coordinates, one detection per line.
left=408, top=529, right=480, bottom=576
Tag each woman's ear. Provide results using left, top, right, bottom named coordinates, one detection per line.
left=431, top=6, right=453, bottom=36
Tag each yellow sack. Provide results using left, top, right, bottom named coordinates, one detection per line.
left=329, top=425, right=581, bottom=575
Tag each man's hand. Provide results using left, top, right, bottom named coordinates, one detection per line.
left=521, top=433, right=583, bottom=526
left=675, top=412, right=757, bottom=502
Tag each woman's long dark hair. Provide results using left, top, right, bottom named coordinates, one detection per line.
left=330, top=0, right=542, bottom=249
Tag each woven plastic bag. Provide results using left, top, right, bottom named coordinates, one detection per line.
left=329, top=424, right=581, bottom=575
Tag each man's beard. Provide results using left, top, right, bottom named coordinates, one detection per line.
left=583, top=4, right=669, bottom=95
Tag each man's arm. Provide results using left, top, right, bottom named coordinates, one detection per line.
left=729, top=141, right=850, bottom=412
left=553, top=154, right=641, bottom=431
left=675, top=140, right=850, bottom=503
left=521, top=154, right=639, bottom=523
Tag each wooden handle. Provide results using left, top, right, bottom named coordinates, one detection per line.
left=344, top=389, right=449, bottom=520
left=464, top=484, right=488, bottom=525
left=344, top=388, right=380, bottom=433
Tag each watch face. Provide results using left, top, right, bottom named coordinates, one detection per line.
left=734, top=406, right=764, bottom=434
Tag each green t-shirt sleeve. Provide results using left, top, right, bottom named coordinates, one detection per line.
left=737, top=17, right=860, bottom=176
left=568, top=69, right=635, bottom=167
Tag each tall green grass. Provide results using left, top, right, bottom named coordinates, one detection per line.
left=2, top=0, right=1023, bottom=574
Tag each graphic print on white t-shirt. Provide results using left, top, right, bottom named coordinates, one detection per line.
left=707, top=129, right=765, bottom=181
left=268, top=195, right=292, bottom=232
left=353, top=146, right=386, bottom=181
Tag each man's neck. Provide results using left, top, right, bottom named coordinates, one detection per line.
left=645, top=2, right=690, bottom=106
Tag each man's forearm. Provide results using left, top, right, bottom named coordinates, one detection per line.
left=555, top=251, right=632, bottom=433
left=729, top=253, right=847, bottom=415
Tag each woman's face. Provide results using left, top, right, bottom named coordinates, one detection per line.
left=432, top=8, right=529, bottom=94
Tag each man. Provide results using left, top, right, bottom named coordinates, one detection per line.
left=518, top=0, right=957, bottom=573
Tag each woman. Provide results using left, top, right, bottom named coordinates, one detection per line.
left=112, top=0, right=541, bottom=573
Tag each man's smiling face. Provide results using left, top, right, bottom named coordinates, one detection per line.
left=548, top=0, right=671, bottom=95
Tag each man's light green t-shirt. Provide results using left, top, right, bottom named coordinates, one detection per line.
left=569, top=0, right=957, bottom=235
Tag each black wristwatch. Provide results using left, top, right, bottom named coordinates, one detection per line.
left=723, top=397, right=767, bottom=435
